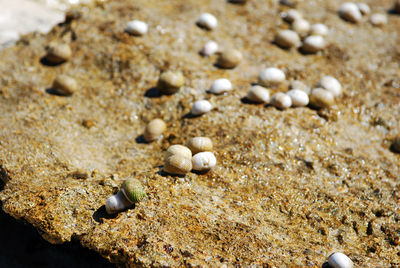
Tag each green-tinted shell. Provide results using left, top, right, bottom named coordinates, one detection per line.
left=121, top=178, right=146, bottom=203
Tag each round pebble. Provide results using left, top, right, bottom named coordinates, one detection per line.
left=45, top=43, right=71, bottom=64
left=246, top=85, right=271, bottom=103
left=281, top=9, right=303, bottom=23
left=51, top=75, right=77, bottom=96
left=258, top=67, right=286, bottom=86
left=191, top=100, right=212, bottom=115
left=328, top=252, right=354, bottom=268
left=271, top=92, right=292, bottom=109
left=125, top=20, right=148, bottom=36
left=291, top=18, right=311, bottom=37
left=289, top=80, right=310, bottom=94
left=317, top=76, right=342, bottom=97
left=339, top=2, right=362, bottom=23
left=216, top=48, right=243, bottom=69
left=192, top=152, right=217, bottom=171
left=144, top=118, right=167, bottom=142
left=286, top=89, right=309, bottom=107
left=301, top=35, right=326, bottom=54
left=309, top=88, right=334, bottom=108
left=310, top=23, right=329, bottom=36
left=157, top=71, right=185, bottom=94
left=200, top=41, right=219, bottom=57
left=197, top=13, right=218, bottom=30
left=209, top=79, right=232, bottom=94
left=274, top=30, right=301, bottom=49
left=370, top=13, right=387, bottom=27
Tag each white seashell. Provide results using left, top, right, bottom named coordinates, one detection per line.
left=197, top=13, right=218, bottom=30
left=357, top=3, right=370, bottom=15
left=192, top=152, right=217, bottom=171
left=281, top=9, right=303, bottom=23
left=246, top=85, right=270, bottom=103
left=258, top=68, right=286, bottom=86
left=187, top=137, right=213, bottom=154
left=309, top=88, right=335, bottom=108
left=286, top=89, right=309, bottom=107
left=289, top=80, right=310, bottom=94
left=165, top=145, right=192, bottom=160
left=209, top=78, right=233, bottom=94
left=125, top=20, right=148, bottom=36
left=271, top=92, right=292, bottom=109
left=200, top=41, right=219, bottom=56
left=301, top=35, right=326, bottom=54
left=328, top=252, right=354, bottom=268
left=339, top=3, right=362, bottom=23
left=191, top=100, right=212, bottom=115
left=274, top=30, right=301, bottom=49
left=317, top=76, right=342, bottom=97
left=310, top=23, right=329, bottom=36
left=144, top=118, right=167, bottom=142
left=106, top=189, right=134, bottom=214
left=291, top=18, right=311, bottom=37
left=370, top=13, right=387, bottom=27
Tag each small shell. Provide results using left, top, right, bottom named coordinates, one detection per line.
left=52, top=75, right=77, bottom=96
left=317, top=76, right=342, bottom=97
left=246, top=85, right=271, bottom=103
left=357, top=3, right=370, bottom=15
left=125, top=20, right=148, bottom=36
left=392, top=136, right=400, bottom=153
left=271, top=92, right=292, bottom=109
left=191, top=100, right=212, bottom=115
left=370, top=13, right=387, bottom=27
left=200, top=41, right=219, bottom=57
left=197, top=13, right=218, bottom=30
left=144, top=118, right=167, bottom=142
left=187, top=137, right=213, bottom=154
left=192, top=152, right=217, bottom=171
left=289, top=80, right=310, bottom=94
left=164, top=154, right=193, bottom=175
left=258, top=68, right=286, bottom=86
left=121, top=178, right=146, bottom=203
left=165, top=145, right=192, bottom=160
left=281, top=9, right=303, bottom=23
left=310, top=23, right=329, bottom=36
left=209, top=78, right=233, bottom=94
left=328, top=252, right=354, bottom=268
left=274, top=30, right=301, bottom=49
left=291, top=18, right=310, bottom=37
left=157, top=71, right=185, bottom=94
left=309, top=88, right=334, bottom=108
left=286, top=89, right=309, bottom=107
left=105, top=190, right=132, bottom=214
left=216, top=49, right=243, bottom=69
left=301, top=35, right=326, bottom=54
left=46, top=43, right=71, bottom=64
left=339, top=2, right=362, bottom=23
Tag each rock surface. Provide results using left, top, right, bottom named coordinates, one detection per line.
left=0, top=0, right=399, bottom=266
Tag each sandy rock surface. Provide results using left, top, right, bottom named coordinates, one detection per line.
left=0, top=0, right=399, bottom=266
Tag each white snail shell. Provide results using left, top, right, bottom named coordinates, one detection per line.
left=209, top=78, right=233, bottom=94
left=192, top=152, right=217, bottom=171
left=125, top=20, right=148, bottom=36
left=191, top=100, right=212, bottom=115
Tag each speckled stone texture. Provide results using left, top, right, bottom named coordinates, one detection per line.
left=0, top=0, right=399, bottom=266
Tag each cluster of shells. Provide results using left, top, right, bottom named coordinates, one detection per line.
left=339, top=2, right=388, bottom=27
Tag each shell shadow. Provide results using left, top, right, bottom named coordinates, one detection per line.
left=387, top=8, right=400, bottom=15
left=241, top=97, right=262, bottom=105
left=39, top=56, right=65, bottom=67
left=182, top=112, right=201, bottom=119
left=135, top=134, right=149, bottom=144
left=144, top=87, right=162, bottom=98
left=322, top=262, right=331, bottom=268
left=157, top=166, right=187, bottom=178
left=45, top=88, right=71, bottom=96
left=389, top=144, right=400, bottom=154
left=191, top=169, right=210, bottom=175
left=92, top=205, right=120, bottom=223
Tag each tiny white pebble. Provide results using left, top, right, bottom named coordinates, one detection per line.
left=125, top=20, right=148, bottom=36
left=310, top=23, right=329, bottom=36
left=357, top=3, right=371, bottom=15
left=328, top=252, right=354, bottom=268
left=286, top=89, right=309, bottom=107
left=281, top=9, right=303, bottom=23
left=301, top=35, right=326, bottom=54
left=208, top=79, right=232, bottom=94
left=370, top=13, right=387, bottom=26
left=291, top=18, right=311, bottom=37
left=271, top=92, right=292, bottom=109
left=200, top=41, right=219, bottom=56
left=258, top=68, right=286, bottom=86
left=192, top=152, right=217, bottom=171
left=191, top=100, right=212, bottom=115
left=317, top=76, right=342, bottom=97
left=197, top=13, right=218, bottom=30
left=339, top=2, right=362, bottom=23
left=274, top=30, right=301, bottom=48
left=289, top=80, right=310, bottom=94
left=246, top=85, right=271, bottom=103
